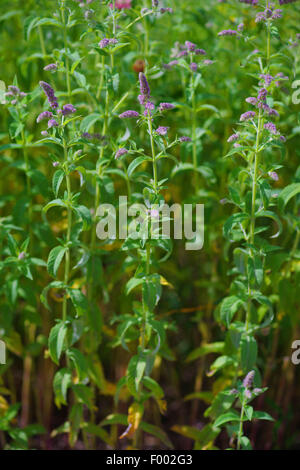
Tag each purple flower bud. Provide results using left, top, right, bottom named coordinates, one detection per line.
left=268, top=171, right=279, bottom=181
left=43, top=63, right=58, bottom=72
left=139, top=72, right=151, bottom=98
left=245, top=389, right=252, bottom=399
left=190, top=62, right=198, bottom=72
left=48, top=119, right=59, bottom=128
left=18, top=251, right=26, bottom=260
left=185, top=41, right=197, bottom=52
left=240, top=111, right=256, bottom=121
left=246, top=97, right=258, bottom=105
left=243, top=370, right=255, bottom=389
left=8, top=85, right=20, bottom=95
left=195, top=48, right=206, bottom=55
left=36, top=111, right=53, bottom=123
left=61, top=104, right=76, bottom=115
left=39, top=81, right=58, bottom=109
left=264, top=122, right=278, bottom=135
left=119, top=110, right=139, bottom=119
left=159, top=102, right=174, bottom=111
left=52, top=161, right=60, bottom=167
left=156, top=126, right=169, bottom=136
left=115, top=148, right=128, bottom=159
left=257, top=88, right=268, bottom=101
left=99, top=38, right=110, bottom=48
left=218, top=29, right=238, bottom=37
left=179, top=136, right=192, bottom=142
left=41, top=131, right=48, bottom=136
left=227, top=133, right=239, bottom=143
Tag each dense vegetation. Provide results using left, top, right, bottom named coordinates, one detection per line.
left=0, top=0, right=299, bottom=450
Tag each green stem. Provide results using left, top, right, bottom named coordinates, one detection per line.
left=61, top=6, right=71, bottom=102
left=237, top=398, right=246, bottom=450
left=63, top=140, right=72, bottom=322
left=147, top=111, right=158, bottom=193
left=246, top=111, right=263, bottom=332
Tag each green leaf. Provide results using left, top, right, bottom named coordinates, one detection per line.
left=47, top=245, right=67, bottom=277
left=142, top=274, right=162, bottom=312
left=48, top=322, right=68, bottom=365
left=127, top=156, right=152, bottom=177
left=43, top=199, right=66, bottom=213
left=80, top=113, right=102, bottom=132
left=67, top=288, right=88, bottom=316
left=125, top=277, right=144, bottom=295
left=53, top=368, right=72, bottom=407
left=67, top=348, right=88, bottom=381
left=214, top=410, right=240, bottom=427
left=252, top=411, right=274, bottom=421
left=74, top=205, right=92, bottom=230
left=278, top=183, right=300, bottom=212
left=140, top=422, right=173, bottom=449
left=220, top=296, right=244, bottom=327
left=186, top=342, right=225, bottom=362
left=241, top=336, right=257, bottom=372
left=142, top=376, right=164, bottom=399
left=52, top=170, right=64, bottom=197
left=127, top=354, right=146, bottom=394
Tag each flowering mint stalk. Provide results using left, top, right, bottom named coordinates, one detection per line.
left=208, top=0, right=290, bottom=449
left=115, top=72, right=180, bottom=448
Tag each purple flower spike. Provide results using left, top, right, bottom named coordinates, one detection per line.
left=159, top=102, right=174, bottom=111
left=240, top=111, right=256, bottom=121
left=246, top=97, right=258, bottom=105
left=8, top=85, right=20, bottom=95
left=115, top=148, right=128, bottom=159
left=39, top=81, right=58, bottom=109
left=243, top=370, right=255, bottom=389
left=218, top=29, right=238, bottom=37
left=61, top=104, right=76, bottom=116
left=139, top=73, right=151, bottom=99
left=185, top=41, right=197, bottom=52
left=48, top=119, right=59, bottom=128
left=179, top=136, right=192, bottom=142
left=195, top=48, right=206, bottom=55
left=227, top=133, right=239, bottom=143
left=119, top=110, right=139, bottom=119
left=44, top=63, right=58, bottom=72
left=264, top=122, right=278, bottom=135
left=156, top=126, right=169, bottom=136
left=36, top=111, right=53, bottom=123
left=99, top=38, right=110, bottom=48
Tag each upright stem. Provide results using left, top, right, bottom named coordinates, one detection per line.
left=61, top=6, right=71, bottom=102
left=147, top=112, right=158, bottom=193
left=246, top=111, right=263, bottom=332
left=237, top=398, right=246, bottom=450
left=63, top=140, right=72, bottom=322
